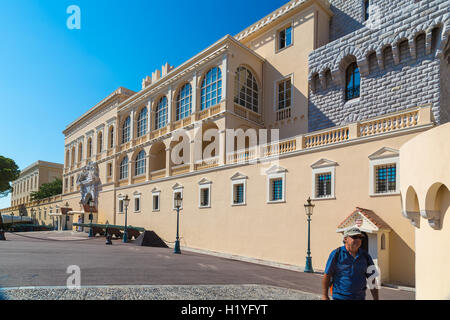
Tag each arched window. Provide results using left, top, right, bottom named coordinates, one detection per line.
left=176, top=83, right=192, bottom=121
left=119, top=156, right=129, bottom=180
left=381, top=233, right=386, bottom=250
left=109, top=126, right=114, bottom=149
left=137, top=107, right=148, bottom=137
left=71, top=147, right=76, bottom=166
left=234, top=66, right=258, bottom=112
left=201, top=67, right=222, bottom=110
left=97, top=132, right=103, bottom=153
left=155, top=96, right=168, bottom=130
left=135, top=150, right=146, bottom=176
left=78, top=143, right=83, bottom=162
left=87, top=138, right=92, bottom=158
left=122, top=116, right=131, bottom=143
left=345, top=62, right=360, bottom=101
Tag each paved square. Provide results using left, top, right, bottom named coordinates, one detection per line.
left=0, top=231, right=414, bottom=300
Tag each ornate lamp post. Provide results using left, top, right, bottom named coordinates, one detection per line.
left=174, top=193, right=183, bottom=254
left=63, top=202, right=70, bottom=231
left=304, top=197, right=315, bottom=273
left=122, top=195, right=130, bottom=243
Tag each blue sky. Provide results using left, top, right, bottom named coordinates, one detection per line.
left=0, top=0, right=288, bottom=209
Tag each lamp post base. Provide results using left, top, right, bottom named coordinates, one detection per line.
left=304, top=256, right=314, bottom=273
left=122, top=230, right=128, bottom=243
left=174, top=240, right=181, bottom=254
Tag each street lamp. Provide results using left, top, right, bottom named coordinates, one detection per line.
left=122, top=195, right=130, bottom=243
left=304, top=197, right=315, bottom=273
left=174, top=193, right=183, bottom=254
left=88, top=200, right=94, bottom=238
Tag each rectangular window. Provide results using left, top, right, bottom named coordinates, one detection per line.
left=375, top=164, right=396, bottom=193
left=119, top=200, right=124, bottom=213
left=70, top=177, right=74, bottom=187
left=271, top=179, right=283, bottom=201
left=278, top=79, right=291, bottom=110
left=135, top=198, right=140, bottom=212
left=233, top=184, right=244, bottom=205
left=316, top=173, right=332, bottom=198
left=107, top=163, right=113, bottom=177
left=364, top=0, right=370, bottom=21
left=278, top=26, right=292, bottom=50
left=153, top=195, right=160, bottom=211
left=200, top=188, right=210, bottom=207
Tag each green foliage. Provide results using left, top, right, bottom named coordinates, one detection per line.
left=0, top=156, right=20, bottom=197
left=30, top=178, right=62, bottom=200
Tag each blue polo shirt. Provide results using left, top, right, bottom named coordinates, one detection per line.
left=324, top=246, right=375, bottom=300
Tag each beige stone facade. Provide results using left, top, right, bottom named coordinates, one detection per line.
left=10, top=161, right=63, bottom=207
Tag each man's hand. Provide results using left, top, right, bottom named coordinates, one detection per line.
left=322, top=273, right=332, bottom=300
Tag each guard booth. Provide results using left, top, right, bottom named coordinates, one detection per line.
left=50, top=205, right=74, bottom=231
left=69, top=202, right=97, bottom=234
left=336, top=207, right=391, bottom=284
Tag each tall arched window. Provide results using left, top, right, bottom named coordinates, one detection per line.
left=345, top=62, right=360, bottom=101
left=78, top=143, right=83, bottom=162
left=119, top=156, right=129, bottom=180
left=122, top=116, right=131, bottom=143
left=65, top=150, right=70, bottom=167
left=97, top=132, right=103, bottom=153
left=135, top=150, right=146, bottom=176
left=234, top=66, right=258, bottom=112
left=109, top=126, right=114, bottom=149
left=176, top=83, right=192, bottom=121
left=137, top=107, right=148, bottom=137
left=155, top=96, right=168, bottom=129
left=71, top=147, right=76, bottom=166
left=87, top=138, right=92, bottom=158
left=201, top=67, right=222, bottom=110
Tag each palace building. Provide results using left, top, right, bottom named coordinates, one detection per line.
left=3, top=0, right=449, bottom=297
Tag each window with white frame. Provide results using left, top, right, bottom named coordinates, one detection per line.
left=231, top=173, right=247, bottom=206
left=234, top=66, right=258, bottom=113
left=176, top=83, right=192, bottom=121
left=155, top=96, right=168, bottom=130
left=152, top=190, right=160, bottom=211
left=198, top=179, right=211, bottom=208
left=137, top=107, right=148, bottom=137
left=122, top=116, right=131, bottom=144
left=266, top=166, right=286, bottom=203
left=277, top=78, right=291, bottom=110
left=134, top=192, right=141, bottom=213
left=277, top=25, right=292, bottom=51
left=311, top=159, right=337, bottom=200
left=119, top=156, right=129, bottom=180
left=135, top=150, right=146, bottom=176
left=369, top=147, right=400, bottom=196
left=118, top=198, right=124, bottom=213
left=201, top=67, right=222, bottom=110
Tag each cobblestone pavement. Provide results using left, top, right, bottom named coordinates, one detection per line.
left=0, top=284, right=320, bottom=300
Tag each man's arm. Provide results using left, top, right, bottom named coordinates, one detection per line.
left=370, top=288, right=379, bottom=300
left=322, top=273, right=331, bottom=300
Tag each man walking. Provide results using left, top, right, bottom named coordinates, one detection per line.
left=322, top=227, right=379, bottom=300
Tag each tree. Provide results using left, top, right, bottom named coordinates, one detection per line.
left=30, top=178, right=63, bottom=200
left=0, top=156, right=20, bottom=198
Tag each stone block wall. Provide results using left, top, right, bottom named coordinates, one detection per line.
left=307, top=0, right=449, bottom=132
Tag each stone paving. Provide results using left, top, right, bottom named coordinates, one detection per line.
left=0, top=284, right=320, bottom=300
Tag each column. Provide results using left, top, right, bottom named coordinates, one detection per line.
left=221, top=54, right=228, bottom=103
left=167, top=86, right=173, bottom=125
left=165, top=147, right=172, bottom=177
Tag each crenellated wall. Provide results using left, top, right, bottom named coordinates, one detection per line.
left=308, top=0, right=449, bottom=132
